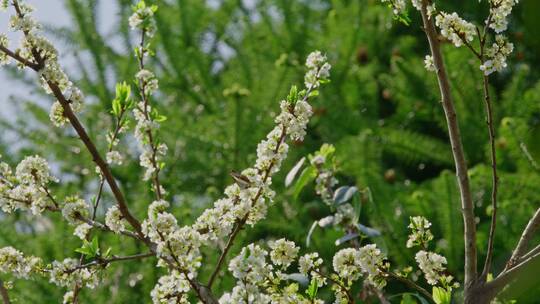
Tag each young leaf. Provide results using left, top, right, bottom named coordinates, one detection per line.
left=335, top=232, right=360, bottom=246
left=306, top=221, right=318, bottom=248
left=432, top=287, right=451, bottom=304
left=357, top=224, right=382, bottom=237
left=306, top=278, right=319, bottom=300
left=293, top=166, right=316, bottom=200
left=285, top=157, right=305, bottom=187
left=333, top=186, right=358, bottom=204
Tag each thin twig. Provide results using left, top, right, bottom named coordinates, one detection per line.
left=65, top=252, right=154, bottom=273
left=481, top=73, right=499, bottom=278
left=384, top=271, right=434, bottom=303
left=506, top=207, right=540, bottom=268
left=136, top=28, right=163, bottom=200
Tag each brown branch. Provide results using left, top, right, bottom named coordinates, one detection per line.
left=0, top=280, right=10, bottom=304
left=481, top=73, right=499, bottom=278
left=75, top=215, right=141, bottom=241
left=506, top=207, right=540, bottom=268
left=0, top=45, right=40, bottom=71
left=519, top=242, right=540, bottom=263
left=420, top=0, right=478, bottom=287
left=485, top=250, right=540, bottom=294
left=45, top=80, right=149, bottom=243
left=65, top=252, right=154, bottom=273
left=384, top=271, right=434, bottom=303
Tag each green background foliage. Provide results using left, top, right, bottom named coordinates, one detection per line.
left=1, top=0, right=539, bottom=302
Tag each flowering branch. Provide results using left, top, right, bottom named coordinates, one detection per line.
left=206, top=62, right=325, bottom=290
left=0, top=0, right=148, bottom=244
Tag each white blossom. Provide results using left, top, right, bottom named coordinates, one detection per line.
left=415, top=250, right=447, bottom=285
left=0, top=247, right=42, bottom=278
left=333, top=248, right=363, bottom=281
left=62, top=291, right=74, bottom=304
left=228, top=244, right=271, bottom=291
left=424, top=55, right=436, bottom=72
left=304, top=51, right=331, bottom=88
left=73, top=223, right=92, bottom=240
left=49, top=258, right=98, bottom=289
left=407, top=216, right=434, bottom=248
left=435, top=12, right=476, bottom=47
left=15, top=155, right=57, bottom=186
left=488, top=0, right=519, bottom=33
left=105, top=205, right=127, bottom=234
left=61, top=196, right=89, bottom=225
left=150, top=271, right=190, bottom=304
left=380, top=0, right=406, bottom=15
left=0, top=34, right=10, bottom=65
left=269, top=239, right=299, bottom=269
left=106, top=150, right=124, bottom=166
left=136, top=69, right=159, bottom=94
left=480, top=35, right=514, bottom=75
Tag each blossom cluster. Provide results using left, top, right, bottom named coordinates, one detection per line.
left=435, top=12, right=476, bottom=48
left=380, top=0, right=406, bottom=16
left=128, top=1, right=157, bottom=37
left=406, top=215, right=434, bottom=248
left=221, top=241, right=308, bottom=303
left=480, top=35, right=514, bottom=76
left=49, top=258, right=99, bottom=289
left=0, top=155, right=58, bottom=215
left=310, top=145, right=338, bottom=205
left=0, top=246, right=42, bottom=279
left=221, top=240, right=387, bottom=303
left=488, top=0, right=519, bottom=33
left=406, top=216, right=458, bottom=289
left=333, top=245, right=387, bottom=287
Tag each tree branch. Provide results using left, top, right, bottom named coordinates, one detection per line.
left=481, top=73, right=499, bottom=278
left=384, top=271, right=434, bottom=303
left=485, top=250, right=540, bottom=294
left=65, top=252, right=154, bottom=273
left=420, top=0, right=477, bottom=287
left=0, top=280, right=10, bottom=304
left=506, top=207, right=540, bottom=268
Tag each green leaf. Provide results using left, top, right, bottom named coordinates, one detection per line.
left=432, top=287, right=451, bottom=304
left=285, top=157, right=305, bottom=187
left=335, top=232, right=360, bottom=246
left=357, top=224, right=381, bottom=237
left=112, top=98, right=121, bottom=116
left=293, top=166, right=316, bottom=200
left=306, top=278, right=319, bottom=300
left=306, top=221, right=318, bottom=248
left=308, top=90, right=319, bottom=98
left=287, top=85, right=298, bottom=103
